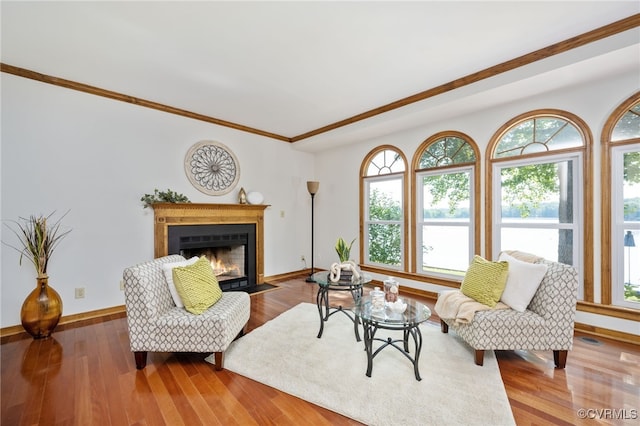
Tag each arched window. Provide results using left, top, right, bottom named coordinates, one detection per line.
left=602, top=92, right=640, bottom=310
left=360, top=146, right=408, bottom=270
left=487, top=110, right=592, bottom=301
left=412, top=132, right=480, bottom=279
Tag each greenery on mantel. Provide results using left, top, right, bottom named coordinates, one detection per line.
left=141, top=189, right=191, bottom=208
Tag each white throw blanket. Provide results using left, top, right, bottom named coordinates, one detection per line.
left=435, top=290, right=509, bottom=325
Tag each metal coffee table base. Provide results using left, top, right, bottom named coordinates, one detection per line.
left=361, top=319, right=423, bottom=381
left=316, top=285, right=362, bottom=342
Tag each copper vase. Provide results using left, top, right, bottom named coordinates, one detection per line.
left=20, top=276, right=63, bottom=339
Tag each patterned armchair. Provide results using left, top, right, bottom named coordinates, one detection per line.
left=439, top=251, right=579, bottom=368
left=123, top=255, right=250, bottom=370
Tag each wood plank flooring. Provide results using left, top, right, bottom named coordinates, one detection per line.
left=1, top=275, right=639, bottom=425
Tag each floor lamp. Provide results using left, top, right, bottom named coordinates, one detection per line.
left=624, top=230, right=635, bottom=285
left=306, top=181, right=319, bottom=282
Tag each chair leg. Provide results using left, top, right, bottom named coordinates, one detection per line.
left=554, top=350, right=568, bottom=369
left=474, top=350, right=484, bottom=366
left=134, top=351, right=147, bottom=369
left=238, top=323, right=247, bottom=338
left=214, top=351, right=224, bottom=371
left=440, top=319, right=449, bottom=333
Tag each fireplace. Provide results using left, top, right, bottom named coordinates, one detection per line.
left=152, top=203, right=268, bottom=290
left=168, top=224, right=256, bottom=291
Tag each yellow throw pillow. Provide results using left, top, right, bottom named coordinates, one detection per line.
left=460, top=255, right=509, bottom=307
left=172, top=256, right=223, bottom=314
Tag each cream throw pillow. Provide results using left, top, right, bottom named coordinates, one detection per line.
left=499, top=252, right=548, bottom=312
left=172, top=256, right=223, bottom=315
left=162, top=256, right=199, bottom=308
left=460, top=255, right=509, bottom=307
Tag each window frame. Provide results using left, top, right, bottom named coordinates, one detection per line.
left=411, top=131, right=480, bottom=279
left=360, top=146, right=409, bottom=271
left=491, top=152, right=585, bottom=298
left=610, top=144, right=640, bottom=309
left=486, top=109, right=593, bottom=301
left=415, top=165, right=475, bottom=278
left=601, top=91, right=640, bottom=309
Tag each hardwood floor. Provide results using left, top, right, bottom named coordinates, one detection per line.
left=2, top=275, right=639, bottom=425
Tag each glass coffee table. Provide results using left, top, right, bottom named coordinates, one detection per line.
left=311, top=271, right=372, bottom=341
left=354, top=295, right=431, bottom=381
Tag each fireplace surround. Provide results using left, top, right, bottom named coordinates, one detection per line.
left=152, top=203, right=268, bottom=289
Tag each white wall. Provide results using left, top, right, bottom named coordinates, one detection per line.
left=311, top=69, right=640, bottom=336
left=1, top=74, right=315, bottom=327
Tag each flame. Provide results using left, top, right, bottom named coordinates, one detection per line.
left=211, top=258, right=240, bottom=277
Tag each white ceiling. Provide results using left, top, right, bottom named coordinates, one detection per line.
left=2, top=1, right=639, bottom=150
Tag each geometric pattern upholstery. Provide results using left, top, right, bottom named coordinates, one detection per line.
left=440, top=252, right=579, bottom=359
left=123, top=255, right=250, bottom=359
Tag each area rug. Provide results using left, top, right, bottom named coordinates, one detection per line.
left=206, top=302, right=515, bottom=426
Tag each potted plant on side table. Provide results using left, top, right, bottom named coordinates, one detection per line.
left=330, top=237, right=359, bottom=282
left=3, top=211, right=71, bottom=338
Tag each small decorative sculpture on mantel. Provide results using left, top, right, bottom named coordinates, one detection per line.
left=238, top=187, right=247, bottom=204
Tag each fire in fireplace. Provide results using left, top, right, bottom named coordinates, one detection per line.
left=167, top=223, right=256, bottom=292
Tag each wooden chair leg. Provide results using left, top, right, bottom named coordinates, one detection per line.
left=214, top=351, right=224, bottom=371
left=440, top=319, right=449, bottom=333
left=134, top=351, right=147, bottom=370
left=474, top=350, right=484, bottom=366
left=554, top=350, right=568, bottom=369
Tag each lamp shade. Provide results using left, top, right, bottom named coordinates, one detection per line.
left=307, top=181, right=320, bottom=195
left=624, top=230, right=635, bottom=247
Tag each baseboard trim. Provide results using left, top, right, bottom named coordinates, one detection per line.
left=1, top=305, right=126, bottom=340
left=574, top=322, right=640, bottom=345
left=264, top=270, right=313, bottom=282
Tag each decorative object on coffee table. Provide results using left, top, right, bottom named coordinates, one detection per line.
left=3, top=211, right=71, bottom=338
left=333, top=237, right=357, bottom=280
left=328, top=260, right=361, bottom=282
left=335, top=237, right=355, bottom=262
left=184, top=140, right=240, bottom=195
left=384, top=276, right=399, bottom=302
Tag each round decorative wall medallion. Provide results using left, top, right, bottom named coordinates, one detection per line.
left=184, top=140, right=240, bottom=195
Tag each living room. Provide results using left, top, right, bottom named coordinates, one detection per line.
left=1, top=2, right=639, bottom=425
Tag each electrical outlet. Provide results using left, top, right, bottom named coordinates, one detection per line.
left=75, top=287, right=85, bottom=299
left=120, top=280, right=125, bottom=291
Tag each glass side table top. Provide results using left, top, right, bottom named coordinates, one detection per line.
left=354, top=296, right=432, bottom=326
left=311, top=271, right=372, bottom=287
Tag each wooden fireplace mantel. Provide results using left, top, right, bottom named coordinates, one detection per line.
left=151, top=203, right=269, bottom=284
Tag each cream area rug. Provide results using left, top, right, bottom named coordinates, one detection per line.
left=206, top=302, right=515, bottom=426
